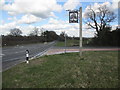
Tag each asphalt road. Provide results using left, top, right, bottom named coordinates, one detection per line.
left=2, top=41, right=56, bottom=71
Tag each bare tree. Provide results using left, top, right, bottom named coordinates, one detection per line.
left=84, top=4, right=116, bottom=37
left=9, top=28, right=22, bottom=36
left=60, top=32, right=68, bottom=37
left=40, top=28, right=45, bottom=37
left=29, top=27, right=39, bottom=36
left=60, top=32, right=65, bottom=38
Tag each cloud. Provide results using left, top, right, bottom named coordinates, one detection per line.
left=19, top=25, right=35, bottom=35
left=17, top=14, right=42, bottom=24
left=0, top=21, right=35, bottom=35
left=2, top=0, right=62, bottom=18
left=63, top=0, right=80, bottom=10
left=40, top=18, right=94, bottom=37
left=0, top=22, right=17, bottom=35
left=83, top=29, right=95, bottom=37
left=41, top=18, right=72, bottom=30
left=0, top=0, right=5, bottom=9
left=0, top=18, right=95, bottom=37
left=7, top=14, right=42, bottom=24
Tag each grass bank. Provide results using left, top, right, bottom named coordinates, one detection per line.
left=3, top=51, right=118, bottom=88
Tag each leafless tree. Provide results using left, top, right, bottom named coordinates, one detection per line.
left=84, top=4, right=116, bottom=37
left=29, top=27, right=39, bottom=36
left=9, top=28, right=22, bottom=36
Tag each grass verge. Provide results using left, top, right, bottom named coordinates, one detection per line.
left=3, top=51, right=118, bottom=88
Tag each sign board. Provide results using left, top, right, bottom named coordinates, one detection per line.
left=69, top=11, right=78, bottom=23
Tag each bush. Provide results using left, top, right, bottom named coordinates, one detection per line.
left=89, top=28, right=120, bottom=46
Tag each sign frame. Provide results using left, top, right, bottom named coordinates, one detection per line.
left=69, top=11, right=78, bottom=23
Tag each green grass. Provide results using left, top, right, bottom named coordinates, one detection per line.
left=56, top=39, right=79, bottom=47
left=56, top=39, right=90, bottom=47
left=3, top=51, right=119, bottom=88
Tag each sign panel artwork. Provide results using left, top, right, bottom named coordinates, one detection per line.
left=69, top=11, right=78, bottom=23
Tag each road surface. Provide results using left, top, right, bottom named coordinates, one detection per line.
left=2, top=41, right=56, bottom=71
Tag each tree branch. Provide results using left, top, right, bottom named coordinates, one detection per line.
left=85, top=22, right=96, bottom=29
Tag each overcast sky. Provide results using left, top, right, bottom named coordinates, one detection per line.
left=0, top=0, right=119, bottom=37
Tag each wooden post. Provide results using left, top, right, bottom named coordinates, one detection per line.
left=64, top=32, right=66, bottom=53
left=79, top=7, right=82, bottom=56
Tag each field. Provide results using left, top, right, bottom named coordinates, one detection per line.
left=55, top=39, right=91, bottom=47
left=3, top=51, right=118, bottom=88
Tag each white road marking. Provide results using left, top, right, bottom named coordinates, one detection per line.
left=0, top=54, right=5, bottom=57
left=0, top=54, right=5, bottom=56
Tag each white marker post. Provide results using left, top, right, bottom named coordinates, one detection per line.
left=79, top=7, right=82, bottom=57
left=26, top=50, right=29, bottom=64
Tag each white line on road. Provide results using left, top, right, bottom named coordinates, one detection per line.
left=0, top=54, right=5, bottom=57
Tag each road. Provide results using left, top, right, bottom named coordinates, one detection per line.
left=2, top=41, right=56, bottom=71
left=2, top=42, right=119, bottom=71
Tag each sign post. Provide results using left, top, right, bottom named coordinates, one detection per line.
left=79, top=7, right=82, bottom=57
left=64, top=31, right=67, bottom=53
left=67, top=7, right=82, bottom=57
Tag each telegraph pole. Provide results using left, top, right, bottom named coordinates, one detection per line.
left=79, top=7, right=82, bottom=56
left=64, top=32, right=67, bottom=53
